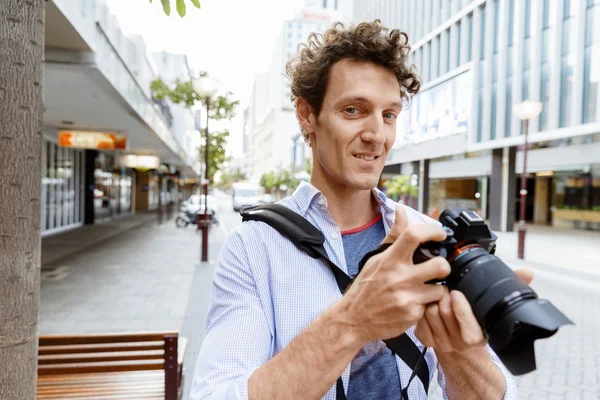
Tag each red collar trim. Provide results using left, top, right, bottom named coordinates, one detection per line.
left=340, top=214, right=383, bottom=236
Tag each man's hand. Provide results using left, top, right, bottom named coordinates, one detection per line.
left=415, top=269, right=535, bottom=353
left=341, top=206, right=451, bottom=343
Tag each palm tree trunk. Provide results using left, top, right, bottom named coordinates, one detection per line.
left=0, top=1, right=45, bottom=398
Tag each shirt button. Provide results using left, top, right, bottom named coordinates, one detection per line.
left=331, top=233, right=338, bottom=239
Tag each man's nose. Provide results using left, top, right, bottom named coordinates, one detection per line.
left=360, top=113, right=386, bottom=145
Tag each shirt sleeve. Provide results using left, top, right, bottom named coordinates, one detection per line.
left=436, top=345, right=518, bottom=400
left=189, top=228, right=273, bottom=400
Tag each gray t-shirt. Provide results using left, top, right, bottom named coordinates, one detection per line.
left=341, top=215, right=401, bottom=400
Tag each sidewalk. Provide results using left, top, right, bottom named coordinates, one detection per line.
left=39, top=215, right=211, bottom=335
left=41, top=212, right=157, bottom=268
left=493, top=224, right=600, bottom=282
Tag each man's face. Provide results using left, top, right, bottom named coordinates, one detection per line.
left=304, top=59, right=402, bottom=191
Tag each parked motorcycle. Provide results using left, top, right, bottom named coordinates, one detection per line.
left=175, top=203, right=218, bottom=228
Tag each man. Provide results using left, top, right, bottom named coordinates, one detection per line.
left=191, top=20, right=531, bottom=400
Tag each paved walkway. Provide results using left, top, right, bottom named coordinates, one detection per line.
left=42, top=212, right=157, bottom=268
left=39, top=214, right=207, bottom=334
left=493, top=224, right=600, bottom=282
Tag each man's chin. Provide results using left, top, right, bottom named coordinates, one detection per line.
left=347, top=175, right=379, bottom=191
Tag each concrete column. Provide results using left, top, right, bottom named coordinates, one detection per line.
left=418, top=159, right=430, bottom=214
left=490, top=147, right=517, bottom=231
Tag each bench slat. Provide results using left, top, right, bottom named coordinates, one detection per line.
left=38, top=370, right=163, bottom=383
left=39, top=331, right=177, bottom=346
left=38, top=359, right=164, bottom=375
left=39, top=350, right=164, bottom=364
left=39, top=342, right=164, bottom=355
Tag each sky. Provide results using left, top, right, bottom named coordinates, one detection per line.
left=106, top=0, right=305, bottom=158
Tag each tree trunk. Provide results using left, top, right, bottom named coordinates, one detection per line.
left=0, top=1, right=45, bottom=399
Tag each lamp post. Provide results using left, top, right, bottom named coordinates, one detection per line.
left=192, top=75, right=219, bottom=262
left=512, top=100, right=543, bottom=260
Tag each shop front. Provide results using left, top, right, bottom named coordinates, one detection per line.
left=549, top=166, right=600, bottom=231
left=42, top=139, right=86, bottom=236
left=428, top=177, right=488, bottom=220
left=93, top=152, right=133, bottom=222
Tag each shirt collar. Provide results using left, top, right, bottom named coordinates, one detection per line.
left=291, top=181, right=395, bottom=216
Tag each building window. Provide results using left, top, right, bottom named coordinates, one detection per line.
left=583, top=3, right=600, bottom=123
left=466, top=14, right=473, bottom=62
left=524, top=0, right=532, bottom=38
left=540, top=63, right=551, bottom=130
left=480, top=5, right=486, bottom=60
left=560, top=54, right=575, bottom=127
left=477, top=88, right=484, bottom=142
left=491, top=83, right=498, bottom=140
left=505, top=77, right=513, bottom=136
left=544, top=0, right=558, bottom=28
left=494, top=0, right=501, bottom=52
left=454, top=22, right=461, bottom=69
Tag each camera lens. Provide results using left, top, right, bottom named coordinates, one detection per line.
left=445, top=245, right=572, bottom=375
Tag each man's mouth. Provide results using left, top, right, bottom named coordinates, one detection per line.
left=353, top=154, right=379, bottom=161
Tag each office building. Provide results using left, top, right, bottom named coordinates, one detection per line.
left=354, top=0, right=600, bottom=231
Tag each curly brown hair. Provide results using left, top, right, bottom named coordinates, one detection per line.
left=286, top=20, right=421, bottom=142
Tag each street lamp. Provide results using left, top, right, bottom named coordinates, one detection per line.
left=512, top=100, right=543, bottom=260
left=192, top=75, right=219, bottom=262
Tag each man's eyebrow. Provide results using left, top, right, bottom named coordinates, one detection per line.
left=336, top=96, right=403, bottom=109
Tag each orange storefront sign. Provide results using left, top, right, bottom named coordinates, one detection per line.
left=58, top=131, right=127, bottom=150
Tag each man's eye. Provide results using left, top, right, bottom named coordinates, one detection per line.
left=345, top=107, right=359, bottom=115
left=383, top=113, right=397, bottom=120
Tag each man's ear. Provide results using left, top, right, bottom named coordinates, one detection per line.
left=296, top=97, right=317, bottom=137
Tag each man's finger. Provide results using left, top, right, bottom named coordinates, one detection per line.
left=408, top=256, right=451, bottom=283
left=424, top=304, right=453, bottom=351
left=414, top=283, right=446, bottom=305
left=514, top=267, right=534, bottom=285
left=381, top=206, right=409, bottom=244
left=389, top=222, right=448, bottom=262
left=450, top=290, right=486, bottom=346
left=415, top=317, right=434, bottom=348
left=438, top=289, right=463, bottom=348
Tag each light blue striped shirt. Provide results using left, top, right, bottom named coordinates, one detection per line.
left=190, top=182, right=517, bottom=400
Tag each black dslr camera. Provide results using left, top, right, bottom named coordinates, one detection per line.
left=413, top=208, right=572, bottom=376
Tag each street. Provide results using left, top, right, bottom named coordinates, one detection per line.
left=39, top=191, right=600, bottom=399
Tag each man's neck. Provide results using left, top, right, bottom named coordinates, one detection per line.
left=309, top=177, right=380, bottom=232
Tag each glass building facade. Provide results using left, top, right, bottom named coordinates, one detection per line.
left=355, top=0, right=600, bottom=231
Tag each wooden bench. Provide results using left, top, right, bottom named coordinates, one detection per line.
left=37, top=331, right=187, bottom=400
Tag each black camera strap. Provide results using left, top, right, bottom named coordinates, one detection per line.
left=241, top=204, right=430, bottom=399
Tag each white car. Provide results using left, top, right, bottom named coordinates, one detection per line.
left=232, top=183, right=263, bottom=212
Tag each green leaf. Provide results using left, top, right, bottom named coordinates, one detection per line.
left=176, top=0, right=186, bottom=17
left=148, top=0, right=153, bottom=3
left=189, top=0, right=201, bottom=8
left=160, top=0, right=171, bottom=16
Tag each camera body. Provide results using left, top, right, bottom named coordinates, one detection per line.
left=412, top=208, right=572, bottom=376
